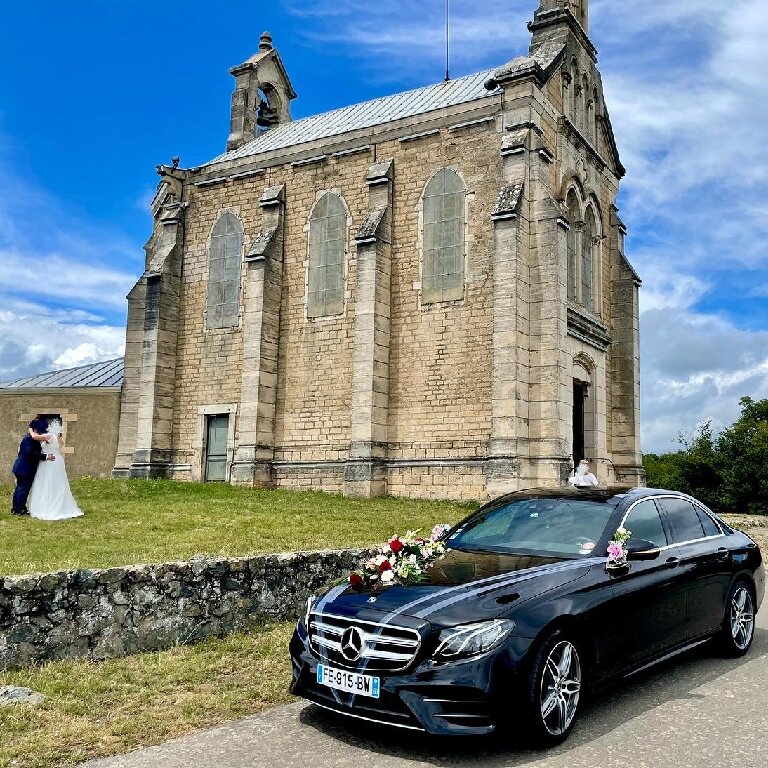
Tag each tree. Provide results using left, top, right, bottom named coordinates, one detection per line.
left=642, top=398, right=768, bottom=515
left=717, top=397, right=768, bottom=515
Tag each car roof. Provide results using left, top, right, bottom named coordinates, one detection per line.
left=482, top=486, right=680, bottom=508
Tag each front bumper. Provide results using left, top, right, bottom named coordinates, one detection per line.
left=289, top=623, right=533, bottom=736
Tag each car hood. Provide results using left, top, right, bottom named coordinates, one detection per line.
left=314, top=548, right=595, bottom=628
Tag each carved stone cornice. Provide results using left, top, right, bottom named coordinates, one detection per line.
left=567, top=305, right=611, bottom=351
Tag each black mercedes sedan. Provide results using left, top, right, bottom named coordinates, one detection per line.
left=289, top=487, right=765, bottom=745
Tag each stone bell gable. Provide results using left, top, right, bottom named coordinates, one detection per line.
left=227, top=31, right=297, bottom=152
left=114, top=0, right=644, bottom=499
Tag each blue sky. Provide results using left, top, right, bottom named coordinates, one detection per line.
left=1, top=0, right=767, bottom=454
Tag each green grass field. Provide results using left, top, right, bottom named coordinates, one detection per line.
left=0, top=478, right=476, bottom=577
left=0, top=478, right=476, bottom=767
left=0, top=623, right=296, bottom=768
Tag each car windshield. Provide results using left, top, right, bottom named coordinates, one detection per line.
left=446, top=496, right=618, bottom=557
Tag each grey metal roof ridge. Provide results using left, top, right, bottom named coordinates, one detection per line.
left=0, top=357, right=125, bottom=389
left=201, top=68, right=501, bottom=168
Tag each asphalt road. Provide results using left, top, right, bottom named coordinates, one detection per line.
left=81, top=608, right=768, bottom=768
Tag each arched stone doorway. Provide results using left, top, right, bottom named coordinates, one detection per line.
left=572, top=357, right=595, bottom=470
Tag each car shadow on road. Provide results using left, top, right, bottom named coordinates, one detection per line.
left=298, top=628, right=768, bottom=766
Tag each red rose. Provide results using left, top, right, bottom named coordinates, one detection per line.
left=389, top=538, right=404, bottom=553
left=349, top=572, right=363, bottom=586
left=379, top=559, right=393, bottom=572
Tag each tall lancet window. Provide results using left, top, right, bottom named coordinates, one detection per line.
left=422, top=168, right=465, bottom=304
left=566, top=191, right=580, bottom=303
left=308, top=192, right=346, bottom=318
left=206, top=211, right=243, bottom=329
left=582, top=208, right=596, bottom=311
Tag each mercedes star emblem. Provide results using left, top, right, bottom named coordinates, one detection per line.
left=367, top=597, right=377, bottom=603
left=340, top=626, right=365, bottom=661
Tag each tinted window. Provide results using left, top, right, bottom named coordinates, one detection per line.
left=663, top=498, right=706, bottom=543
left=447, top=497, right=616, bottom=557
left=696, top=508, right=721, bottom=537
left=624, top=499, right=667, bottom=547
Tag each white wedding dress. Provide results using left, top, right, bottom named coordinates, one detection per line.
left=28, top=423, right=83, bottom=521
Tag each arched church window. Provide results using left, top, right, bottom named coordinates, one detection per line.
left=206, top=211, right=243, bottom=330
left=422, top=168, right=465, bottom=304
left=582, top=207, right=596, bottom=311
left=307, top=192, right=346, bottom=318
left=566, top=191, right=580, bottom=302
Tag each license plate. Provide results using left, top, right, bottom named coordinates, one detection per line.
left=316, top=664, right=380, bottom=699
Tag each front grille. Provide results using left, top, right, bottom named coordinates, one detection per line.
left=309, top=612, right=422, bottom=671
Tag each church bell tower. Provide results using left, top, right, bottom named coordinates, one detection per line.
left=226, top=32, right=297, bottom=152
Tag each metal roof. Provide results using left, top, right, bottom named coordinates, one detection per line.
left=0, top=358, right=124, bottom=389
left=205, top=68, right=501, bottom=166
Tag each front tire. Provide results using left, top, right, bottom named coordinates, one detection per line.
left=523, top=629, right=583, bottom=746
left=718, top=579, right=756, bottom=657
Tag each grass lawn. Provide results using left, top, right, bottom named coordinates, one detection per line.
left=0, top=622, right=295, bottom=768
left=0, top=478, right=476, bottom=577
left=0, top=479, right=475, bottom=767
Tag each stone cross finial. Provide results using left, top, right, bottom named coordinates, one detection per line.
left=259, top=31, right=273, bottom=51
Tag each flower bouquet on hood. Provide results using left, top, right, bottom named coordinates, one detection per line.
left=349, top=523, right=451, bottom=588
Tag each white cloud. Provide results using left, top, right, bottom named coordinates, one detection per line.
left=0, top=305, right=125, bottom=383
left=53, top=341, right=125, bottom=369
left=0, top=135, right=139, bottom=383
left=641, top=308, right=768, bottom=452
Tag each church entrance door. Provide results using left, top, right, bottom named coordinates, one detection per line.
left=204, top=415, right=229, bottom=481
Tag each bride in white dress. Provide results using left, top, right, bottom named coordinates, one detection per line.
left=28, top=420, right=83, bottom=521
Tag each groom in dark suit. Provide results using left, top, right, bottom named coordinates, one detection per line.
left=11, top=418, right=55, bottom=516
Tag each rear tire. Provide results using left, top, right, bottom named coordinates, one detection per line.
left=523, top=629, right=583, bottom=747
left=717, top=579, right=756, bottom=657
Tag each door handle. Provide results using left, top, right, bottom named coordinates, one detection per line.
left=665, top=556, right=680, bottom=567
left=715, top=547, right=730, bottom=560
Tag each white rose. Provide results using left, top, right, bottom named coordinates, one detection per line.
left=381, top=570, right=395, bottom=583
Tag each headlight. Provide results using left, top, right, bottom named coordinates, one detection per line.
left=433, top=619, right=515, bottom=661
left=300, top=595, right=316, bottom=632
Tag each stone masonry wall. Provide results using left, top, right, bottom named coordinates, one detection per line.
left=0, top=548, right=371, bottom=670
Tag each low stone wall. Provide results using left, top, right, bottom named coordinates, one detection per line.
left=0, top=548, right=372, bottom=670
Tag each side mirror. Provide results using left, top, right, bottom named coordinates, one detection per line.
left=626, top=537, right=661, bottom=561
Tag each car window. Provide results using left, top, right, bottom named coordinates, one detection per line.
left=696, top=508, right=721, bottom=537
left=624, top=499, right=667, bottom=547
left=447, top=497, right=616, bottom=557
left=662, top=498, right=706, bottom=543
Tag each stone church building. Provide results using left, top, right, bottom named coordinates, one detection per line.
left=113, top=0, right=643, bottom=499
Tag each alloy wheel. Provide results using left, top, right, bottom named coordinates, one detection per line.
left=730, top=586, right=755, bottom=651
left=539, top=639, right=582, bottom=736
